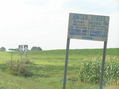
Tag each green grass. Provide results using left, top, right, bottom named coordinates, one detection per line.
left=0, top=48, right=119, bottom=89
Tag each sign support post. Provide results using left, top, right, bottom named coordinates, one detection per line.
left=63, top=37, right=70, bottom=89
left=100, top=41, right=107, bottom=89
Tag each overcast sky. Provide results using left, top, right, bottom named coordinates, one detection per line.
left=0, top=0, right=119, bottom=50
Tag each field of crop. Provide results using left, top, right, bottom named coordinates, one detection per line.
left=0, top=48, right=119, bottom=89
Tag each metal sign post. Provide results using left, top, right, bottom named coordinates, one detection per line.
left=63, top=13, right=109, bottom=89
left=100, top=41, right=107, bottom=89
left=63, top=37, right=70, bottom=89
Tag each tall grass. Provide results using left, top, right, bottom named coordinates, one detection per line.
left=0, top=48, right=119, bottom=89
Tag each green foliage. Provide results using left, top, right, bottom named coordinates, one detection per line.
left=105, top=62, right=119, bottom=83
left=80, top=61, right=101, bottom=83
left=0, top=48, right=119, bottom=89
left=6, top=60, right=33, bottom=77
left=80, top=61, right=119, bottom=84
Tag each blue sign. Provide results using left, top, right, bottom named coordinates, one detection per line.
left=68, top=13, right=109, bottom=41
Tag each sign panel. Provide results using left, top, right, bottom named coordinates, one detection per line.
left=19, top=45, right=24, bottom=53
left=18, top=45, right=28, bottom=54
left=24, top=45, right=28, bottom=53
left=68, top=13, right=109, bottom=41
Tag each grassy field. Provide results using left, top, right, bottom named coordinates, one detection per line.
left=0, top=48, right=119, bottom=89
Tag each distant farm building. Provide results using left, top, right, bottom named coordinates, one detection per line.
left=0, top=47, right=6, bottom=52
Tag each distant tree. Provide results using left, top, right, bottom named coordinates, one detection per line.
left=0, top=47, right=6, bottom=52
left=31, top=46, right=42, bottom=51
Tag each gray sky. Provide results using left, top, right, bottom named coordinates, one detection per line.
left=0, top=0, right=119, bottom=50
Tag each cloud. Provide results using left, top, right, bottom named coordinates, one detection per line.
left=26, top=0, right=49, bottom=6
left=64, top=0, right=119, bottom=13
left=0, top=0, right=118, bottom=49
left=108, top=12, right=119, bottom=48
